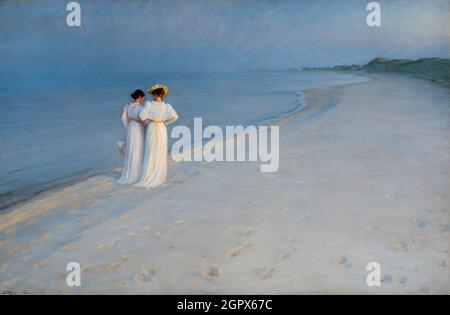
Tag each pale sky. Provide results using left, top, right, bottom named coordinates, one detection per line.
left=0, top=0, right=448, bottom=82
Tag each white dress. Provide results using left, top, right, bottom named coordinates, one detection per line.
left=118, top=103, right=145, bottom=184
left=135, top=100, right=178, bottom=188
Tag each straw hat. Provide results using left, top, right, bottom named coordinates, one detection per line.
left=147, top=84, right=169, bottom=98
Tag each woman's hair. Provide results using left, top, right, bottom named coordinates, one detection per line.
left=131, top=89, right=145, bottom=100
left=151, top=88, right=165, bottom=98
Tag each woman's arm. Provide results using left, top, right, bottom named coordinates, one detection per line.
left=139, top=102, right=151, bottom=123
left=121, top=106, right=129, bottom=128
left=165, top=115, right=178, bottom=125
left=165, top=105, right=179, bottom=125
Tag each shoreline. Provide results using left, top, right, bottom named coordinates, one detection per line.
left=1, top=72, right=448, bottom=294
left=0, top=170, right=108, bottom=213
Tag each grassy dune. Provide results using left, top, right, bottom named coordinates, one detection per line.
left=363, top=57, right=449, bottom=87
left=304, top=57, right=450, bottom=87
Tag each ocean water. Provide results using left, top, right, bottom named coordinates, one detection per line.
left=0, top=71, right=368, bottom=209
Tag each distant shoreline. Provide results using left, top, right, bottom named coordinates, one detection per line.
left=302, top=57, right=450, bottom=88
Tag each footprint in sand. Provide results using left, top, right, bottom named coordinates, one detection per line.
left=228, top=247, right=242, bottom=258
left=283, top=236, right=296, bottom=243
left=58, top=244, right=71, bottom=252
left=381, top=273, right=392, bottom=284
left=250, top=219, right=266, bottom=227
left=133, top=267, right=156, bottom=283
left=401, top=265, right=418, bottom=273
left=240, top=226, right=254, bottom=236
left=127, top=232, right=137, bottom=238
left=83, top=218, right=93, bottom=225
left=201, top=266, right=220, bottom=278
left=82, top=265, right=98, bottom=274
left=34, top=260, right=49, bottom=269
left=256, top=267, right=275, bottom=280
left=120, top=214, right=130, bottom=220
left=52, top=273, right=66, bottom=281
left=399, top=276, right=408, bottom=285
left=107, top=261, right=121, bottom=271
left=335, top=256, right=352, bottom=268
left=417, top=285, right=431, bottom=294
left=38, top=232, right=51, bottom=240
left=436, top=259, right=447, bottom=267
left=439, top=224, right=450, bottom=232
left=364, top=225, right=380, bottom=232
left=228, top=242, right=251, bottom=258
left=278, top=252, right=291, bottom=260
left=413, top=218, right=428, bottom=228
left=391, top=238, right=410, bottom=252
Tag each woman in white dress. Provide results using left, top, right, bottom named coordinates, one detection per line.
left=118, top=89, right=145, bottom=184
left=135, top=84, right=178, bottom=188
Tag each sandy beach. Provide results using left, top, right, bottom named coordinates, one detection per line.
left=0, top=72, right=448, bottom=294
